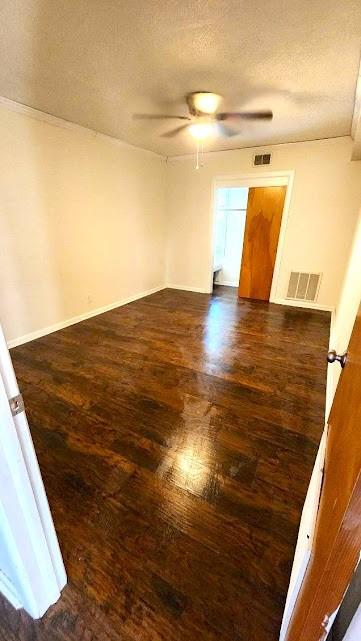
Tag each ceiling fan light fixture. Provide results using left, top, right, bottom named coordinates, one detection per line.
left=189, top=122, right=215, bottom=140
left=191, top=92, right=222, bottom=115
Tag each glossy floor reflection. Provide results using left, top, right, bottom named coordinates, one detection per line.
left=1, top=286, right=330, bottom=641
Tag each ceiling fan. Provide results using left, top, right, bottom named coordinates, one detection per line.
left=134, top=91, right=273, bottom=139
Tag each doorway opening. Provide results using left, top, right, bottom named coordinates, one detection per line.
left=212, top=186, right=249, bottom=291
left=209, top=172, right=293, bottom=301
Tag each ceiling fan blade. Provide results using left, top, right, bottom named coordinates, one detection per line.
left=217, top=110, right=273, bottom=121
left=216, top=122, right=241, bottom=138
left=133, top=114, right=191, bottom=120
left=161, top=123, right=190, bottom=138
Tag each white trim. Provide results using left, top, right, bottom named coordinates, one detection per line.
left=0, top=327, right=67, bottom=593
left=0, top=571, right=22, bottom=610
left=325, top=306, right=337, bottom=420
left=272, top=297, right=334, bottom=313
left=166, top=284, right=210, bottom=294
left=214, top=280, right=238, bottom=287
left=329, top=305, right=336, bottom=335
left=168, top=136, right=350, bottom=161
left=1, top=95, right=349, bottom=162
left=280, top=305, right=334, bottom=639
left=279, top=428, right=328, bottom=641
left=351, top=58, right=361, bottom=139
left=269, top=173, right=294, bottom=301
left=208, top=170, right=295, bottom=297
left=0, top=95, right=165, bottom=159
left=214, top=172, right=290, bottom=188
left=7, top=285, right=165, bottom=349
left=0, top=359, right=61, bottom=618
left=351, top=58, right=361, bottom=160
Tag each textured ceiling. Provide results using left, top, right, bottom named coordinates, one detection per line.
left=0, top=0, right=361, bottom=156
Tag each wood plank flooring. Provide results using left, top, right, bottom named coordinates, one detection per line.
left=0, top=286, right=330, bottom=641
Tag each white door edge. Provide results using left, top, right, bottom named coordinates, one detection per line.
left=0, top=323, right=66, bottom=618
left=0, top=324, right=66, bottom=592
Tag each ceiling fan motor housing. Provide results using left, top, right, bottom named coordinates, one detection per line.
left=186, top=92, right=222, bottom=116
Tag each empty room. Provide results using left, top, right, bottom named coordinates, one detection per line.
left=1, top=2, right=361, bottom=640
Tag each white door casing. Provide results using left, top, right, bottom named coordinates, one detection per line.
left=0, top=323, right=66, bottom=618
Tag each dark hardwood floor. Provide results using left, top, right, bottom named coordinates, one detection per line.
left=0, top=286, right=330, bottom=641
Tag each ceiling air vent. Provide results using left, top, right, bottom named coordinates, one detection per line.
left=287, top=272, right=322, bottom=302
left=253, top=153, right=271, bottom=166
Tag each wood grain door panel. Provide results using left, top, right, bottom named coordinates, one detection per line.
left=238, top=186, right=286, bottom=301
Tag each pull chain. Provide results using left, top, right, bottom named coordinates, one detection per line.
left=195, top=140, right=205, bottom=170
left=196, top=140, right=200, bottom=170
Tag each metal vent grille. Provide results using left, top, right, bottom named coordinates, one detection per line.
left=254, top=153, right=271, bottom=166
left=286, top=272, right=321, bottom=302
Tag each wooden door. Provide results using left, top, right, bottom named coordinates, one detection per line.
left=286, top=303, right=361, bottom=640
left=238, top=186, right=286, bottom=300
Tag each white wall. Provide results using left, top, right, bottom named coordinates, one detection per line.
left=0, top=106, right=166, bottom=345
left=166, top=138, right=361, bottom=306
left=2, top=106, right=361, bottom=348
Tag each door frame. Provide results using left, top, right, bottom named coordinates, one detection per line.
left=0, top=323, right=66, bottom=617
left=207, top=170, right=295, bottom=296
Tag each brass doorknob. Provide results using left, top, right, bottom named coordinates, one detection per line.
left=327, top=350, right=347, bottom=368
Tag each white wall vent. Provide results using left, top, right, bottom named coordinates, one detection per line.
left=286, top=272, right=322, bottom=302
left=253, top=153, right=271, bottom=166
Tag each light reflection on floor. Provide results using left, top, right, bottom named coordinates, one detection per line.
left=203, top=297, right=233, bottom=359
left=156, top=394, right=220, bottom=504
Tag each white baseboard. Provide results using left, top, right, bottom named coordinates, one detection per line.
left=214, top=280, right=238, bottom=287
left=166, top=284, right=211, bottom=294
left=7, top=285, right=165, bottom=349
left=0, top=571, right=22, bottom=610
left=271, top=297, right=334, bottom=313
